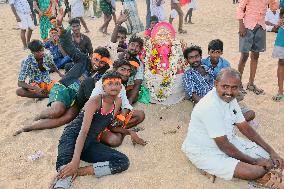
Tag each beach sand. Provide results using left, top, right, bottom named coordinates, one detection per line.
left=0, top=0, right=283, bottom=188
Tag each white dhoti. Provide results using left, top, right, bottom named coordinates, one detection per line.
left=182, top=137, right=270, bottom=180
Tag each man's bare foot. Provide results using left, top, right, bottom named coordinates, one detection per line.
left=13, top=127, right=32, bottom=136
left=13, top=128, right=24, bottom=136
left=34, top=115, right=42, bottom=121
left=188, top=21, right=194, bottom=24
left=77, top=166, right=94, bottom=176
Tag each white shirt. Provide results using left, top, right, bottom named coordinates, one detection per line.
left=90, top=79, right=133, bottom=110
left=182, top=88, right=245, bottom=155
left=9, top=0, right=31, bottom=14
left=265, top=9, right=280, bottom=25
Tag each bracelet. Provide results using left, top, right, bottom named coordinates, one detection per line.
left=116, top=114, right=126, bottom=122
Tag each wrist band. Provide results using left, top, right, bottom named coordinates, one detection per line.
left=116, top=114, right=125, bottom=122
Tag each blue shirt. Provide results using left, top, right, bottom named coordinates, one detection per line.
left=182, top=65, right=215, bottom=98
left=275, top=0, right=284, bottom=47
left=201, top=56, right=230, bottom=79
left=44, top=41, right=63, bottom=61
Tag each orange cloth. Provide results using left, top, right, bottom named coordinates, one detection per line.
left=30, top=80, right=56, bottom=92
left=236, top=0, right=279, bottom=30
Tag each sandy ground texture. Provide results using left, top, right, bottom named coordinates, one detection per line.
left=0, top=0, right=283, bottom=188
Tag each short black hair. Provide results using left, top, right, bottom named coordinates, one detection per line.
left=49, top=27, right=58, bottom=33
left=69, top=18, right=81, bottom=25
left=150, top=15, right=159, bottom=23
left=208, top=39, right=223, bottom=52
left=28, top=40, right=44, bottom=52
left=113, top=59, right=131, bottom=69
left=102, top=71, right=122, bottom=82
left=129, top=35, right=144, bottom=48
left=49, top=16, right=56, bottom=21
left=94, top=47, right=110, bottom=58
left=183, top=45, right=202, bottom=59
left=118, top=26, right=127, bottom=36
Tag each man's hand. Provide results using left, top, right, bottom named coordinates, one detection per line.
left=111, top=119, right=124, bottom=127
left=239, top=21, right=247, bottom=37
left=57, top=161, right=79, bottom=180
left=277, top=19, right=284, bottom=27
left=116, top=10, right=130, bottom=25
left=254, top=158, right=274, bottom=170
left=270, top=152, right=284, bottom=169
left=36, top=88, right=49, bottom=96
left=38, top=11, right=43, bottom=17
left=129, top=131, right=147, bottom=146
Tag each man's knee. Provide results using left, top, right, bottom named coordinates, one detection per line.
left=240, top=53, right=249, bottom=63
left=250, top=52, right=259, bottom=60
left=113, top=154, right=130, bottom=173
left=243, top=110, right=255, bottom=122
left=103, top=133, right=123, bottom=147
left=134, top=110, right=145, bottom=123
left=16, top=88, right=25, bottom=97
left=234, top=162, right=266, bottom=180
left=50, top=103, right=66, bottom=118
left=278, top=59, right=284, bottom=66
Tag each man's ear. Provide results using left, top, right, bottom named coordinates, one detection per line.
left=214, top=80, right=218, bottom=88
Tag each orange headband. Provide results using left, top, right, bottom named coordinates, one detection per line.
left=103, top=78, right=122, bottom=85
left=93, top=53, right=113, bottom=65
left=129, top=61, right=139, bottom=69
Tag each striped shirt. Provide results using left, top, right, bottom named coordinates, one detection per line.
left=182, top=65, right=214, bottom=98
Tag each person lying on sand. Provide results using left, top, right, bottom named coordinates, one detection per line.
left=16, top=39, right=63, bottom=99
left=52, top=71, right=146, bottom=189
left=182, top=68, right=284, bottom=188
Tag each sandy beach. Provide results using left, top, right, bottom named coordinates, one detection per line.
left=0, top=0, right=283, bottom=188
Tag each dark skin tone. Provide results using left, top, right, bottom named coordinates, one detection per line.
left=56, top=79, right=146, bottom=182
left=13, top=56, right=108, bottom=136
left=16, top=48, right=63, bottom=98
left=118, top=42, right=143, bottom=104
left=186, top=50, right=207, bottom=104
left=213, top=72, right=284, bottom=180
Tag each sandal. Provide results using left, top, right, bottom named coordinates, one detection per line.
left=246, top=84, right=265, bottom=95
left=272, top=94, right=284, bottom=102
left=178, top=29, right=187, bottom=34
left=256, top=170, right=284, bottom=189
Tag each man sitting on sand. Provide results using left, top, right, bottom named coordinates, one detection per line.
left=52, top=71, right=146, bottom=189
left=182, top=68, right=284, bottom=188
left=182, top=45, right=215, bottom=104
left=118, top=35, right=145, bottom=105
left=13, top=28, right=111, bottom=135
left=183, top=45, right=257, bottom=123
left=202, top=39, right=230, bottom=79
left=16, top=40, right=63, bottom=99
left=44, top=28, right=72, bottom=69
left=90, top=59, right=145, bottom=147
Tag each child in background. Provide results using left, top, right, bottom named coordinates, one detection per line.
left=99, top=0, right=113, bottom=34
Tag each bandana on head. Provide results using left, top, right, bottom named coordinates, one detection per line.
left=93, top=53, right=112, bottom=65
left=103, top=78, right=122, bottom=85
left=129, top=60, right=139, bottom=69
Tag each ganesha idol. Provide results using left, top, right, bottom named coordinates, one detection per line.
left=143, top=22, right=189, bottom=105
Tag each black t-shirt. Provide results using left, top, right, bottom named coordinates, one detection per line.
left=76, top=77, right=97, bottom=110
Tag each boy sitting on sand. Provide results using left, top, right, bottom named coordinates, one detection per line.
left=201, top=39, right=230, bottom=79
left=52, top=71, right=146, bottom=189
left=16, top=40, right=63, bottom=99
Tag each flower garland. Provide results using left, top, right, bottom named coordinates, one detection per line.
left=144, top=39, right=186, bottom=102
